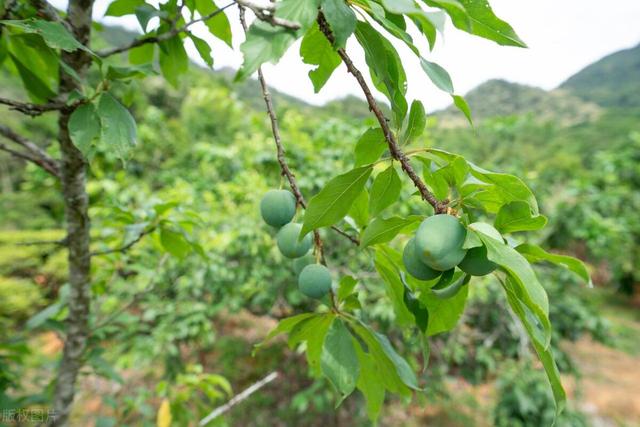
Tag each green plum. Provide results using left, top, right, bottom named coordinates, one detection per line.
left=260, top=189, right=296, bottom=228
left=402, top=238, right=441, bottom=280
left=276, top=223, right=312, bottom=258
left=415, top=214, right=467, bottom=271
left=298, top=264, right=332, bottom=299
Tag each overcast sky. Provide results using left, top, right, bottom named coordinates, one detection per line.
left=51, top=0, right=640, bottom=111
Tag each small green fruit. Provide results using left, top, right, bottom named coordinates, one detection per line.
left=415, top=214, right=467, bottom=271
left=293, top=253, right=315, bottom=275
left=298, top=264, right=332, bottom=299
left=277, top=223, right=312, bottom=258
left=458, top=246, right=497, bottom=276
left=458, top=222, right=501, bottom=276
left=260, top=189, right=296, bottom=227
left=402, top=238, right=441, bottom=281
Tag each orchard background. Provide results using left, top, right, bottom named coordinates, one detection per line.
left=0, top=0, right=639, bottom=426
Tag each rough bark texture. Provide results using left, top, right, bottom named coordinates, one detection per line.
left=50, top=0, right=94, bottom=425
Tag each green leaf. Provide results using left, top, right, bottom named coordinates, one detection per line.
left=422, top=0, right=470, bottom=31
left=347, top=189, right=369, bottom=229
left=409, top=13, right=438, bottom=50
left=2, top=19, right=85, bottom=52
left=160, top=227, right=191, bottom=259
left=106, top=64, right=155, bottom=80
left=300, top=22, right=341, bottom=93
left=516, top=243, right=592, bottom=287
left=96, top=93, right=137, bottom=162
left=495, top=201, right=547, bottom=233
left=301, top=166, right=373, bottom=237
left=419, top=276, right=469, bottom=335
left=190, top=33, right=213, bottom=68
left=420, top=58, right=454, bottom=93
left=354, top=127, right=386, bottom=167
left=195, top=0, right=233, bottom=47
left=452, top=94, right=473, bottom=125
left=369, top=166, right=401, bottom=216
left=361, top=216, right=421, bottom=248
left=503, top=277, right=565, bottom=413
left=475, top=229, right=551, bottom=348
left=419, top=158, right=449, bottom=200
left=135, top=4, right=159, bottom=32
left=129, top=43, right=154, bottom=64
left=374, top=248, right=414, bottom=325
left=354, top=343, right=385, bottom=421
left=69, top=103, right=101, bottom=158
left=466, top=161, right=539, bottom=214
left=458, top=0, right=527, bottom=47
left=401, top=100, right=426, bottom=144
left=337, top=276, right=358, bottom=302
left=275, top=0, right=321, bottom=32
left=321, top=319, right=360, bottom=402
left=289, top=313, right=335, bottom=375
left=255, top=313, right=318, bottom=350
left=9, top=52, right=57, bottom=102
left=158, top=35, right=189, bottom=87
left=236, top=21, right=297, bottom=81
left=355, top=21, right=408, bottom=124
left=351, top=322, right=418, bottom=394
left=105, top=0, right=144, bottom=16
left=322, top=0, right=357, bottom=48
left=403, top=284, right=429, bottom=333
left=7, top=34, right=58, bottom=102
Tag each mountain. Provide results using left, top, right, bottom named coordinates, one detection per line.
left=436, top=79, right=601, bottom=127
left=560, top=43, right=640, bottom=109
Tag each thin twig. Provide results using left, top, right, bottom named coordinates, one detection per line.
left=98, top=2, right=237, bottom=57
left=0, top=97, right=69, bottom=117
left=90, top=226, right=155, bottom=256
left=317, top=13, right=447, bottom=214
left=237, top=0, right=300, bottom=30
left=239, top=6, right=359, bottom=249
left=0, top=125, right=60, bottom=178
left=199, top=371, right=279, bottom=425
left=11, top=238, right=68, bottom=247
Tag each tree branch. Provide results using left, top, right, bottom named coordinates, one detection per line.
left=0, top=97, right=69, bottom=117
left=98, top=2, right=236, bottom=57
left=317, top=13, right=447, bottom=214
left=239, top=7, right=359, bottom=249
left=0, top=125, right=60, bottom=178
left=236, top=0, right=300, bottom=30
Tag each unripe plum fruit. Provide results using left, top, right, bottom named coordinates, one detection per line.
left=298, top=264, right=332, bottom=299
left=458, top=222, right=501, bottom=276
left=260, top=189, right=296, bottom=228
left=402, top=238, right=441, bottom=281
left=415, top=214, right=467, bottom=271
left=277, top=223, right=312, bottom=258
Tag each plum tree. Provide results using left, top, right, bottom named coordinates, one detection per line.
left=260, top=189, right=297, bottom=228
left=298, top=264, right=332, bottom=299
left=402, top=238, right=441, bottom=281
left=458, top=222, right=501, bottom=276
left=415, top=214, right=467, bottom=271
left=293, top=253, right=315, bottom=275
left=276, top=223, right=312, bottom=258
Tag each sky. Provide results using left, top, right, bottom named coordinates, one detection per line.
left=51, top=0, right=640, bottom=111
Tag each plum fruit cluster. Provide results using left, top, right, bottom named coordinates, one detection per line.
left=260, top=189, right=332, bottom=299
left=403, top=214, right=498, bottom=281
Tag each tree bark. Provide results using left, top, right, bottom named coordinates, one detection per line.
left=50, top=0, right=94, bottom=425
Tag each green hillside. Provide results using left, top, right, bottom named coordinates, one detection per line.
left=560, top=43, right=640, bottom=108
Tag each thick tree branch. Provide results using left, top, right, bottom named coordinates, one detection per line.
left=0, top=125, right=60, bottom=177
left=239, top=7, right=359, bottom=249
left=317, top=13, right=447, bottom=214
left=0, top=97, right=69, bottom=117
left=98, top=2, right=236, bottom=57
